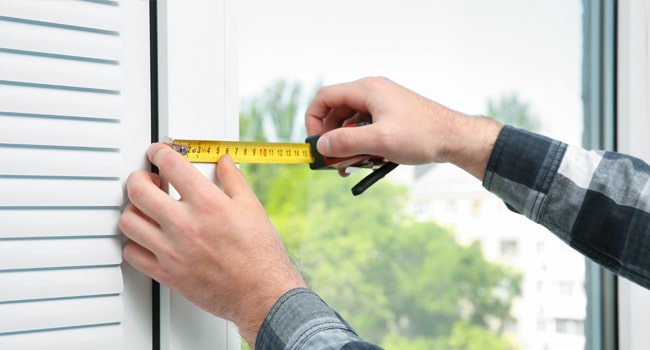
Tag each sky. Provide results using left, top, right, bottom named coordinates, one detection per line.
left=237, top=0, right=583, bottom=145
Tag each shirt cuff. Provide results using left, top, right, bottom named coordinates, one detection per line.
left=482, top=125, right=566, bottom=222
left=255, top=288, right=366, bottom=350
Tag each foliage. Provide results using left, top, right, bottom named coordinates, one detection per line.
left=239, top=80, right=522, bottom=349
left=487, top=92, right=541, bottom=132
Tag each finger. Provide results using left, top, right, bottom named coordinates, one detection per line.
left=122, top=240, right=170, bottom=285
left=306, top=106, right=357, bottom=137
left=341, top=113, right=372, bottom=127
left=126, top=171, right=180, bottom=225
left=305, top=80, right=371, bottom=135
left=147, top=143, right=219, bottom=201
left=216, top=154, right=254, bottom=199
left=119, top=203, right=165, bottom=253
left=317, top=123, right=385, bottom=158
left=321, top=107, right=357, bottom=133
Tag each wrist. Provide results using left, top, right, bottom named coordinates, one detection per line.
left=446, top=114, right=503, bottom=180
left=235, top=266, right=308, bottom=347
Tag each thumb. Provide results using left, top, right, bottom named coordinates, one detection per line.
left=317, top=125, right=381, bottom=158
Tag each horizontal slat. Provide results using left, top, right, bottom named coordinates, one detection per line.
left=0, top=178, right=122, bottom=207
left=0, top=83, right=122, bottom=120
left=0, top=323, right=123, bottom=350
left=0, top=237, right=122, bottom=270
left=0, top=50, right=121, bottom=91
left=0, top=208, right=120, bottom=239
left=0, top=1, right=134, bottom=347
left=0, top=266, right=123, bottom=302
left=0, top=115, right=121, bottom=148
left=0, top=18, right=121, bottom=61
left=0, top=147, right=122, bottom=177
left=0, top=0, right=121, bottom=33
left=0, top=295, right=123, bottom=334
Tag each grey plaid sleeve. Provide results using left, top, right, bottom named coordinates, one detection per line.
left=483, top=126, right=650, bottom=289
left=256, top=288, right=382, bottom=350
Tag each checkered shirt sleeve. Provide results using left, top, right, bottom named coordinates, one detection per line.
left=256, top=288, right=382, bottom=350
left=483, top=125, right=650, bottom=289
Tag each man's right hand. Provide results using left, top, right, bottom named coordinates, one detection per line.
left=304, top=77, right=503, bottom=180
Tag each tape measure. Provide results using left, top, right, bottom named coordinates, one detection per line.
left=168, top=122, right=399, bottom=195
left=170, top=139, right=314, bottom=164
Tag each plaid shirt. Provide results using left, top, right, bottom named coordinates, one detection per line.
left=484, top=126, right=650, bottom=289
left=256, top=125, right=650, bottom=349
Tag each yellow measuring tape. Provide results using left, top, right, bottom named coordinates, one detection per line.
left=170, top=139, right=315, bottom=164
left=169, top=134, right=398, bottom=196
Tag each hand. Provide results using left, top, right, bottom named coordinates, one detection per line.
left=119, top=143, right=306, bottom=346
left=305, top=77, right=503, bottom=179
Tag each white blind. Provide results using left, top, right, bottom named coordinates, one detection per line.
left=0, top=1, right=128, bottom=348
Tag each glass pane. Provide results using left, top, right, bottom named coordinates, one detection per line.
left=238, top=1, right=585, bottom=349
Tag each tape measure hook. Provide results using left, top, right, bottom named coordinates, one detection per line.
left=171, top=143, right=189, bottom=156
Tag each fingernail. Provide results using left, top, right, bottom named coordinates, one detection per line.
left=146, top=143, right=163, bottom=163
left=220, top=154, right=233, bottom=164
left=318, top=135, right=331, bottom=155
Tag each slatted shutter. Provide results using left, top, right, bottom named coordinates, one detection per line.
left=0, top=1, right=151, bottom=348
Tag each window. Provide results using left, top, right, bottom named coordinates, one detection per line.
left=499, top=239, right=519, bottom=258
left=557, top=281, right=575, bottom=296
left=238, top=1, right=587, bottom=349
left=556, top=318, right=584, bottom=335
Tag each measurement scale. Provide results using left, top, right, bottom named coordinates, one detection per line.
left=168, top=123, right=399, bottom=195
left=170, top=139, right=315, bottom=164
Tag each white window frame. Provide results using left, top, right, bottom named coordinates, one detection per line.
left=616, top=1, right=650, bottom=349
left=155, top=0, right=240, bottom=349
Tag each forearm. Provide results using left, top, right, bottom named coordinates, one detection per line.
left=484, top=126, right=650, bottom=289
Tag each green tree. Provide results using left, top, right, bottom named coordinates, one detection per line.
left=239, top=81, right=522, bottom=349
left=487, top=92, right=540, bottom=132
left=239, top=80, right=302, bottom=203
